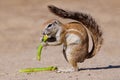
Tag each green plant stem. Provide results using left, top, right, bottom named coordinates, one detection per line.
left=19, top=66, right=58, bottom=73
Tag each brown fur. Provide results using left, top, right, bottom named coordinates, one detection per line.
left=62, top=22, right=89, bottom=62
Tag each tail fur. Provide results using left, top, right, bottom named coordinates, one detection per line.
left=48, top=5, right=103, bottom=58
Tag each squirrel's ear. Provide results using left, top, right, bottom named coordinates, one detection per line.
left=53, top=19, right=61, bottom=24
left=52, top=20, right=58, bottom=25
left=54, top=20, right=58, bottom=24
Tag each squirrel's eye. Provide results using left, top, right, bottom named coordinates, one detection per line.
left=47, top=24, right=52, bottom=28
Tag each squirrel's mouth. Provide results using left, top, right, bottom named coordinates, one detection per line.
left=43, top=31, right=57, bottom=42
left=47, top=36, right=56, bottom=42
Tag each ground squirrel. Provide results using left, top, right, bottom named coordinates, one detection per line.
left=40, top=5, right=103, bottom=72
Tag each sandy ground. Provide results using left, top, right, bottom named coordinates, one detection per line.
left=0, top=0, right=120, bottom=80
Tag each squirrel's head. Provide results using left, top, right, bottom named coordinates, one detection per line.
left=42, top=19, right=62, bottom=38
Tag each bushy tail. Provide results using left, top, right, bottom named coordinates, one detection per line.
left=48, top=5, right=103, bottom=58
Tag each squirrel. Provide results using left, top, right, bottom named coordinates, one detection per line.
left=40, top=5, right=103, bottom=72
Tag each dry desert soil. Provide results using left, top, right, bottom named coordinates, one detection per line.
left=0, top=0, right=120, bottom=80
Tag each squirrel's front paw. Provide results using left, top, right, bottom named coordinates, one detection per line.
left=41, top=42, right=48, bottom=47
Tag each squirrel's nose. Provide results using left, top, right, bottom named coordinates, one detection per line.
left=42, top=32, right=45, bottom=35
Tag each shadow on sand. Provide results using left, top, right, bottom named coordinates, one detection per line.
left=79, top=65, right=120, bottom=71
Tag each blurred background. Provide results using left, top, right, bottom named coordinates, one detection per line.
left=0, top=0, right=120, bottom=80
